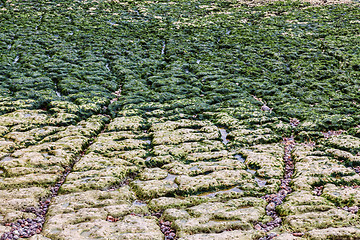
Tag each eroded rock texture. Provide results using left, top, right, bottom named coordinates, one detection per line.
left=1, top=0, right=360, bottom=239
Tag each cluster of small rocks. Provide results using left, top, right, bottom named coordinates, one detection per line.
left=322, top=130, right=344, bottom=139
left=151, top=212, right=176, bottom=240
left=1, top=217, right=44, bottom=240
left=106, top=215, right=119, bottom=222
left=354, top=166, right=360, bottom=174
left=256, top=136, right=296, bottom=239
left=290, top=118, right=300, bottom=127
left=261, top=104, right=273, bottom=112
left=340, top=206, right=359, bottom=214
left=159, top=219, right=176, bottom=240
left=313, top=186, right=324, bottom=196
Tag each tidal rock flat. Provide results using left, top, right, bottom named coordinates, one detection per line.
left=1, top=0, right=360, bottom=239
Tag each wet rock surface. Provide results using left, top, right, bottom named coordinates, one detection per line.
left=1, top=0, right=360, bottom=239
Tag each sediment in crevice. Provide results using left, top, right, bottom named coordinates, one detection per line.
left=255, top=136, right=296, bottom=239
left=156, top=213, right=177, bottom=240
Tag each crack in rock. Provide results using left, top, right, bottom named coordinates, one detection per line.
left=256, top=136, right=296, bottom=240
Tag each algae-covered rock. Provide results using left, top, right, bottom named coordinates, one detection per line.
left=131, top=179, right=178, bottom=199
left=324, top=135, right=360, bottom=154
left=46, top=112, right=79, bottom=126
left=292, top=145, right=315, bottom=162
left=107, top=116, right=144, bottom=131
left=103, top=203, right=149, bottom=218
left=150, top=119, right=212, bottom=132
left=3, top=211, right=37, bottom=223
left=89, top=138, right=148, bottom=154
left=0, top=126, right=9, bottom=137
left=152, top=128, right=218, bottom=145
left=73, top=152, right=132, bottom=171
left=44, top=215, right=163, bottom=240
left=304, top=227, right=360, bottom=240
left=148, top=197, right=193, bottom=212
left=152, top=140, right=225, bottom=158
left=239, top=144, right=284, bottom=179
left=175, top=170, right=252, bottom=194
left=273, top=233, right=305, bottom=240
left=5, top=126, right=61, bottom=147
left=0, top=110, right=48, bottom=127
left=0, top=187, right=48, bottom=223
left=326, top=148, right=360, bottom=166
left=44, top=207, right=109, bottom=236
left=0, top=173, right=58, bottom=189
left=178, top=229, right=260, bottom=240
left=162, top=208, right=191, bottom=222
left=159, top=197, right=267, bottom=237
left=3, top=1, right=360, bottom=239
left=185, top=150, right=231, bottom=163
left=138, top=168, right=168, bottom=181
left=28, top=234, right=52, bottom=240
left=0, top=140, right=16, bottom=153
left=174, top=218, right=253, bottom=238
left=322, top=183, right=360, bottom=206
left=7, top=149, right=73, bottom=169
left=5, top=166, right=62, bottom=177
left=294, top=156, right=355, bottom=178
left=186, top=198, right=266, bottom=221
left=165, top=158, right=246, bottom=176
left=212, top=112, right=243, bottom=130
left=48, top=187, right=136, bottom=216
left=229, top=128, right=281, bottom=146
left=146, top=155, right=175, bottom=167
left=277, top=191, right=335, bottom=216
left=292, top=152, right=360, bottom=191
left=60, top=165, right=134, bottom=193
left=1, top=152, right=57, bottom=169
left=284, top=208, right=360, bottom=232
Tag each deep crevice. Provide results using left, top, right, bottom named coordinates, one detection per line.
left=256, top=135, right=296, bottom=240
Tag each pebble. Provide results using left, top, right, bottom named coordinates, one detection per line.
left=261, top=105, right=272, bottom=112
left=254, top=224, right=262, bottom=230
left=266, top=202, right=276, bottom=211
left=293, top=232, right=304, bottom=236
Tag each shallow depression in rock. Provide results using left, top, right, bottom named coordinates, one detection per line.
left=219, top=128, right=229, bottom=145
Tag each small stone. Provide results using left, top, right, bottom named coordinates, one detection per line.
left=106, top=216, right=115, bottom=222
left=266, top=202, right=276, bottom=211
left=268, top=232, right=278, bottom=238
left=254, top=224, right=262, bottom=230
left=293, top=232, right=304, bottom=236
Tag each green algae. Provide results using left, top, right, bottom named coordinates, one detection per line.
left=2, top=0, right=360, bottom=239
left=1, top=0, right=359, bottom=127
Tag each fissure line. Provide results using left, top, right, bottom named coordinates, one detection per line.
left=255, top=119, right=299, bottom=239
